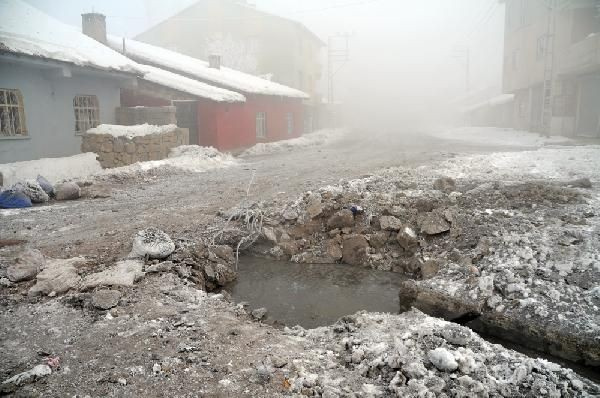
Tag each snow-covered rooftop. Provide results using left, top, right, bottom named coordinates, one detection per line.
left=108, top=36, right=309, bottom=99
left=0, top=0, right=140, bottom=75
left=138, top=64, right=246, bottom=103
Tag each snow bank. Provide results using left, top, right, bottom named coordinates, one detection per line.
left=432, top=127, right=572, bottom=147
left=102, top=145, right=237, bottom=176
left=87, top=124, right=178, bottom=139
left=138, top=64, right=246, bottom=103
left=0, top=0, right=140, bottom=74
left=0, top=153, right=102, bottom=186
left=241, top=129, right=347, bottom=156
left=108, top=36, right=308, bottom=99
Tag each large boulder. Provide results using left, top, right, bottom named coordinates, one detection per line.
left=327, top=209, right=355, bottom=230
left=397, top=227, right=419, bottom=253
left=54, top=182, right=81, bottom=201
left=7, top=248, right=45, bottom=282
left=379, top=216, right=403, bottom=231
left=342, top=235, right=369, bottom=266
left=130, top=228, right=175, bottom=259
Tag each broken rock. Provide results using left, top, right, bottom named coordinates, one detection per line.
left=396, top=227, right=419, bottom=253
left=420, top=260, right=440, bottom=279
left=29, top=257, right=84, bottom=296
left=342, top=235, right=369, bottom=266
left=418, top=213, right=451, bottom=235
left=379, top=216, right=403, bottom=231
left=81, top=260, right=144, bottom=290
left=91, top=289, right=122, bottom=310
left=428, top=348, right=458, bottom=372
left=327, top=209, right=355, bottom=230
left=251, top=307, right=268, bottom=321
left=54, top=182, right=81, bottom=201
left=130, top=228, right=175, bottom=259
left=433, top=177, right=457, bottom=193
left=2, top=364, right=51, bottom=386
left=7, top=248, right=45, bottom=282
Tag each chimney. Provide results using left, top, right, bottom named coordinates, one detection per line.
left=208, top=54, right=221, bottom=70
left=82, top=13, right=107, bottom=45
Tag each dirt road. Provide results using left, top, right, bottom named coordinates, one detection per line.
left=0, top=129, right=524, bottom=260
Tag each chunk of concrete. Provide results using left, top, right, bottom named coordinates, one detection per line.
left=7, top=248, right=45, bottom=282
left=29, top=257, right=85, bottom=296
left=81, top=260, right=144, bottom=290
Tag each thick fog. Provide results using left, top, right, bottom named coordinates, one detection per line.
left=26, top=0, right=505, bottom=131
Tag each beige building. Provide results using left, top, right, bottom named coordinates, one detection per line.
left=501, top=0, right=600, bottom=137
left=136, top=0, right=324, bottom=105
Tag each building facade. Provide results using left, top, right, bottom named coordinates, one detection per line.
left=135, top=0, right=324, bottom=104
left=502, top=0, right=600, bottom=137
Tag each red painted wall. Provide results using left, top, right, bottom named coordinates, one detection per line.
left=197, top=95, right=304, bottom=151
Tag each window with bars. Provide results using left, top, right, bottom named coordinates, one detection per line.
left=0, top=88, right=27, bottom=138
left=287, top=113, right=294, bottom=135
left=73, top=95, right=100, bottom=134
left=256, top=112, right=267, bottom=139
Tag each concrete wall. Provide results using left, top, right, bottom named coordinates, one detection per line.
left=116, top=106, right=177, bottom=126
left=81, top=126, right=189, bottom=168
left=0, top=60, right=124, bottom=163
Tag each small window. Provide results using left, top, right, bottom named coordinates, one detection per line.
left=287, top=113, right=294, bottom=135
left=0, top=88, right=27, bottom=138
left=256, top=112, right=267, bottom=139
left=536, top=35, right=546, bottom=60
left=73, top=95, right=100, bottom=134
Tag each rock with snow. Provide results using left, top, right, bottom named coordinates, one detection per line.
left=36, top=175, right=54, bottom=196
left=130, top=228, right=175, bottom=259
left=81, top=260, right=144, bottom=290
left=428, top=348, right=458, bottom=371
left=29, top=257, right=84, bottom=296
left=54, top=182, right=81, bottom=201
left=2, top=364, right=51, bottom=386
left=396, top=226, right=418, bottom=253
left=13, top=180, right=49, bottom=203
left=251, top=307, right=268, bottom=321
left=7, top=248, right=45, bottom=282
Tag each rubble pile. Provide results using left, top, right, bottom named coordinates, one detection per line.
left=283, top=310, right=599, bottom=397
left=232, top=169, right=599, bottom=366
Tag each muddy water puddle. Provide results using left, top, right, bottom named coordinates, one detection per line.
left=226, top=256, right=406, bottom=329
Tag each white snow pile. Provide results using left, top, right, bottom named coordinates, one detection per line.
left=86, top=124, right=178, bottom=139
left=137, top=64, right=246, bottom=103
left=432, top=127, right=572, bottom=147
left=430, top=145, right=600, bottom=181
left=102, top=145, right=238, bottom=176
left=0, top=0, right=140, bottom=74
left=107, top=36, right=308, bottom=99
left=241, top=129, right=347, bottom=156
left=0, top=153, right=102, bottom=187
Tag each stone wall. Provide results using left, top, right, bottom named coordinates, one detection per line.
left=116, top=106, right=177, bottom=126
left=81, top=126, right=189, bottom=168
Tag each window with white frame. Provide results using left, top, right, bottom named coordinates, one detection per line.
left=73, top=95, right=100, bottom=134
left=0, top=88, right=27, bottom=138
left=256, top=112, right=267, bottom=138
left=287, top=113, right=294, bottom=135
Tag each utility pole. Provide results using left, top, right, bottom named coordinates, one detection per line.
left=327, top=33, right=351, bottom=105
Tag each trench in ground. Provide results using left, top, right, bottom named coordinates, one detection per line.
left=225, top=256, right=600, bottom=383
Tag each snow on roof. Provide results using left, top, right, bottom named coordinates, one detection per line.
left=462, top=94, right=515, bottom=113
left=87, top=124, right=178, bottom=139
left=108, top=36, right=309, bottom=99
left=0, top=0, right=140, bottom=75
left=138, top=64, right=246, bottom=103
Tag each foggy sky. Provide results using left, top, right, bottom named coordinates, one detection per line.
left=24, top=0, right=505, bottom=129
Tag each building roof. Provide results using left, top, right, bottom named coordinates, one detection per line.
left=0, top=0, right=140, bottom=75
left=108, top=36, right=309, bottom=99
left=138, top=64, right=246, bottom=103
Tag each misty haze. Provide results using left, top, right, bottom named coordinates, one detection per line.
left=1, top=0, right=600, bottom=396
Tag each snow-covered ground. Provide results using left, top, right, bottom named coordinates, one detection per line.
left=241, top=128, right=347, bottom=156
left=432, top=127, right=573, bottom=147
left=0, top=146, right=237, bottom=187
left=0, top=153, right=103, bottom=186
